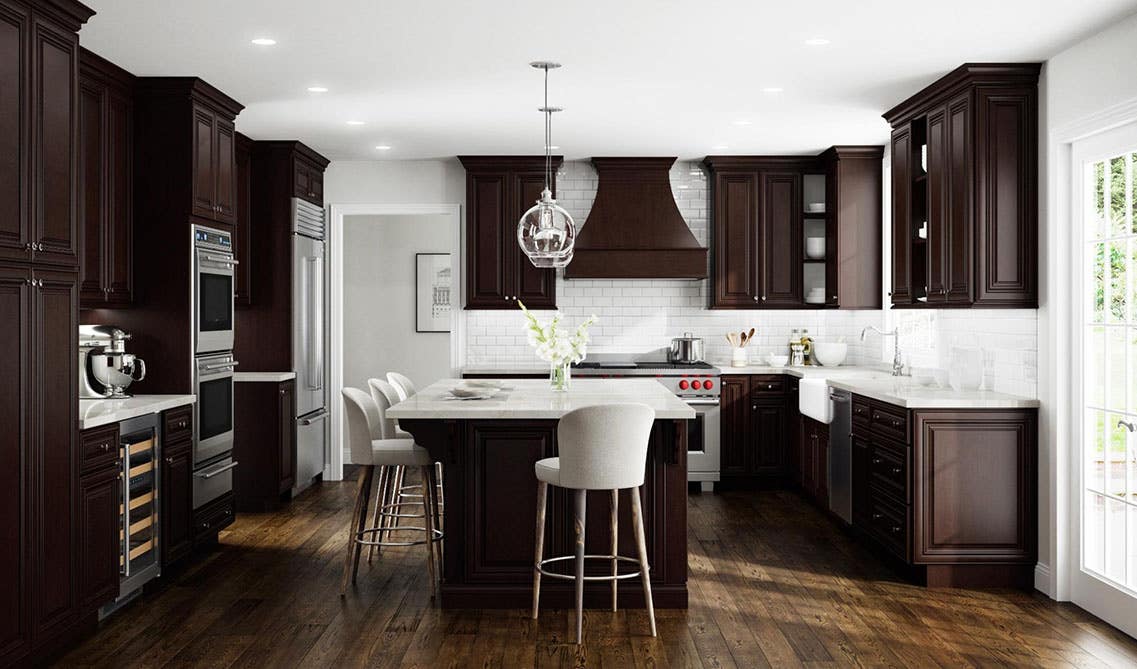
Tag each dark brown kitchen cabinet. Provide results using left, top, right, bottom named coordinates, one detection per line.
left=705, top=149, right=881, bottom=309
left=884, top=63, right=1039, bottom=308
left=459, top=156, right=561, bottom=309
left=135, top=78, right=243, bottom=227
left=293, top=156, right=325, bottom=205
left=233, top=379, right=296, bottom=511
left=233, top=132, right=252, bottom=305
left=78, top=48, right=133, bottom=308
left=851, top=394, right=1037, bottom=587
left=0, top=1, right=88, bottom=269
left=161, top=434, right=193, bottom=567
left=799, top=416, right=829, bottom=505
left=78, top=425, right=120, bottom=610
left=720, top=375, right=791, bottom=479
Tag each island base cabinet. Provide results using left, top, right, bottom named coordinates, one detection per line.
left=851, top=397, right=1037, bottom=588
left=400, top=418, right=688, bottom=609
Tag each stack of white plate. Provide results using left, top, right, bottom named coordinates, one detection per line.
left=805, top=288, right=826, bottom=304
left=447, top=381, right=503, bottom=400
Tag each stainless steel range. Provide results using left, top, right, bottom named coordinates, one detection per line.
left=573, top=354, right=721, bottom=491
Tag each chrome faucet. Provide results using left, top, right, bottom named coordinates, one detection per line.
left=861, top=326, right=905, bottom=376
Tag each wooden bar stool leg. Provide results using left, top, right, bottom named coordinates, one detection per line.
left=630, top=485, right=656, bottom=637
left=573, top=488, right=587, bottom=645
left=341, top=465, right=374, bottom=596
left=610, top=488, right=619, bottom=612
left=420, top=466, right=438, bottom=599
left=368, top=465, right=389, bottom=564
left=531, top=480, right=547, bottom=620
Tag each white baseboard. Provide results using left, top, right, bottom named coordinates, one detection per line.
left=1034, top=562, right=1054, bottom=598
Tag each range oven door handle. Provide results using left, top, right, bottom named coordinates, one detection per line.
left=195, top=461, right=239, bottom=479
left=685, top=399, right=721, bottom=407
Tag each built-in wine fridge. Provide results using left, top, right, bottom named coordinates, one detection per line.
left=100, top=413, right=162, bottom=618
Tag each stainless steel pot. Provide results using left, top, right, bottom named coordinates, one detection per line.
left=668, top=332, right=705, bottom=364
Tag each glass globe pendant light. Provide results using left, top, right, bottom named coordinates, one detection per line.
left=517, top=62, right=575, bottom=269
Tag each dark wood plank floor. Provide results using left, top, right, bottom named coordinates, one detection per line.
left=56, top=482, right=1137, bottom=668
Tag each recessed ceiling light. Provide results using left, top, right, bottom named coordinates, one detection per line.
left=375, top=144, right=392, bottom=151
left=346, top=120, right=365, bottom=126
left=250, top=37, right=276, bottom=46
left=307, top=86, right=329, bottom=93
left=733, top=119, right=753, bottom=126
left=761, top=87, right=784, bottom=93
left=804, top=38, right=830, bottom=46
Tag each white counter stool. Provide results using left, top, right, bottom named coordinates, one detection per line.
left=386, top=371, right=418, bottom=401
left=531, top=403, right=657, bottom=644
left=340, top=387, right=441, bottom=597
left=366, top=378, right=443, bottom=566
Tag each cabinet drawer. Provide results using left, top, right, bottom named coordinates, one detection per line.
left=870, top=440, right=908, bottom=502
left=194, top=492, right=235, bottom=538
left=80, top=424, right=120, bottom=474
left=852, top=396, right=871, bottom=426
left=867, top=487, right=909, bottom=560
left=751, top=376, right=786, bottom=396
left=164, top=405, right=193, bottom=443
left=871, top=403, right=909, bottom=442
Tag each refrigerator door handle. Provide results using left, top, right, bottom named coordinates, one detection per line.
left=311, top=255, right=324, bottom=391
left=299, top=410, right=328, bottom=426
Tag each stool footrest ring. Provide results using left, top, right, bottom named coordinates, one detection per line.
left=535, top=554, right=647, bottom=582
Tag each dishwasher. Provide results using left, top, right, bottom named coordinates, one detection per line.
left=828, top=389, right=853, bottom=524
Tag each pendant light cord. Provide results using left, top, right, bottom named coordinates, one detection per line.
left=544, top=65, right=551, bottom=192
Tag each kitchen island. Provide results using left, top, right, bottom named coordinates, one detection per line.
left=387, top=378, right=695, bottom=609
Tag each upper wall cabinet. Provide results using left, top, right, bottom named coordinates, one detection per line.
left=458, top=156, right=561, bottom=310
left=884, top=63, right=1040, bottom=308
left=78, top=47, right=134, bottom=308
left=0, top=0, right=90, bottom=269
left=233, top=132, right=253, bottom=305
left=134, top=77, right=244, bottom=228
left=704, top=147, right=883, bottom=310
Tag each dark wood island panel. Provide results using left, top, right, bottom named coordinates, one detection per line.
left=398, top=418, right=689, bottom=609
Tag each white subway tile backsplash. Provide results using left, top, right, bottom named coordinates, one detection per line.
left=464, top=159, right=1038, bottom=398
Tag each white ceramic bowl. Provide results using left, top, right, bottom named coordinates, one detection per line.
left=805, top=237, right=826, bottom=259
left=811, top=342, right=848, bottom=367
left=806, top=202, right=825, bottom=213
left=766, top=354, right=790, bottom=366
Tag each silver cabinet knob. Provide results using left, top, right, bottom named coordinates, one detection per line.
left=760, top=296, right=767, bottom=302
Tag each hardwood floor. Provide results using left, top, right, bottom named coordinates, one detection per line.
left=56, top=481, right=1137, bottom=668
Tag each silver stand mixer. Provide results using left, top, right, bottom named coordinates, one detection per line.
left=79, top=325, right=147, bottom=399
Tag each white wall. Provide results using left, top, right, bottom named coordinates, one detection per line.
left=342, top=214, right=454, bottom=394
left=325, top=159, right=465, bottom=205
left=1039, top=10, right=1137, bottom=599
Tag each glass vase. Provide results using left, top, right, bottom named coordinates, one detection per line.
left=549, top=360, right=571, bottom=392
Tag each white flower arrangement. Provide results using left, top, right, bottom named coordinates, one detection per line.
left=518, top=301, right=597, bottom=365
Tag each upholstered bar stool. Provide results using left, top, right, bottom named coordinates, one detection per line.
left=532, top=403, right=657, bottom=644
left=339, top=387, right=442, bottom=596
left=375, top=375, right=445, bottom=541
left=366, top=378, right=442, bottom=566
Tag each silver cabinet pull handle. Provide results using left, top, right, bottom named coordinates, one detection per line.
left=1118, top=419, right=1136, bottom=432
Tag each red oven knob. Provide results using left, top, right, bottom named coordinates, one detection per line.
left=704, top=380, right=714, bottom=389
left=678, top=380, right=689, bottom=390
left=691, top=380, right=702, bottom=390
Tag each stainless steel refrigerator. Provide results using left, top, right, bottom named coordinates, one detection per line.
left=291, top=198, right=328, bottom=492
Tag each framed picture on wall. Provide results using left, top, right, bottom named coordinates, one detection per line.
left=416, top=253, right=452, bottom=333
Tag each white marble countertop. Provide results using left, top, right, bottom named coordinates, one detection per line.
left=461, top=364, right=548, bottom=376
left=714, top=362, right=891, bottom=378
left=826, top=378, right=1040, bottom=409
left=387, top=378, right=696, bottom=420
left=234, top=371, right=297, bottom=383
left=79, top=394, right=196, bottom=430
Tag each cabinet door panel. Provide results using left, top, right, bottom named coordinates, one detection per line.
left=0, top=267, right=30, bottom=660
left=926, top=108, right=947, bottom=303
left=31, top=270, right=78, bottom=639
left=79, top=468, right=119, bottom=608
left=191, top=107, right=215, bottom=219
left=975, top=87, right=1037, bottom=306
left=465, top=172, right=510, bottom=308
left=0, top=4, right=30, bottom=264
left=512, top=171, right=556, bottom=308
left=31, top=18, right=78, bottom=266
left=719, top=377, right=749, bottom=475
left=234, top=134, right=251, bottom=305
left=945, top=94, right=972, bottom=304
left=851, top=434, right=872, bottom=527
left=890, top=128, right=912, bottom=304
left=308, top=168, right=323, bottom=205
left=465, top=423, right=557, bottom=582
left=752, top=400, right=787, bottom=475
left=759, top=172, right=802, bottom=306
left=278, top=381, right=295, bottom=492
left=161, top=440, right=193, bottom=566
left=78, top=78, right=102, bottom=300
left=105, top=91, right=131, bottom=302
left=213, top=117, right=236, bottom=224
left=713, top=172, right=759, bottom=307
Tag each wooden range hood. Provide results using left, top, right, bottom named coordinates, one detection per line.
left=564, top=157, right=708, bottom=279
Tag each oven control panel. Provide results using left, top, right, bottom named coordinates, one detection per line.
left=659, top=374, right=721, bottom=400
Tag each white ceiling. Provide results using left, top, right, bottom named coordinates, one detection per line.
left=80, top=0, right=1137, bottom=161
